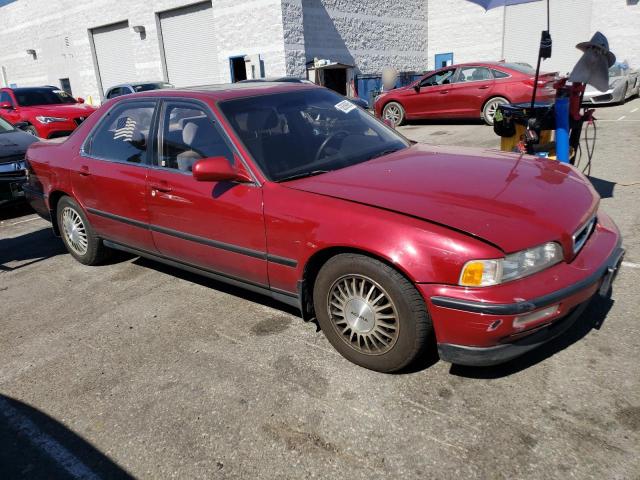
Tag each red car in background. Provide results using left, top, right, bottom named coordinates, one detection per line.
left=23, top=83, right=622, bottom=372
left=0, top=86, right=96, bottom=138
left=374, top=62, right=556, bottom=126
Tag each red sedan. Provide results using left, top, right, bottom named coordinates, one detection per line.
left=0, top=86, right=96, bottom=138
left=24, top=83, right=623, bottom=372
left=374, top=62, right=556, bottom=126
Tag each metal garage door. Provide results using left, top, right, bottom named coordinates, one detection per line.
left=159, top=2, right=218, bottom=87
left=503, top=0, right=592, bottom=75
left=91, top=22, right=135, bottom=96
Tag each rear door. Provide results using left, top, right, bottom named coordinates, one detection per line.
left=446, top=66, right=495, bottom=116
left=146, top=99, right=268, bottom=287
left=71, top=99, right=157, bottom=251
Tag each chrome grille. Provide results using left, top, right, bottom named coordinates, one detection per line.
left=573, top=216, right=596, bottom=255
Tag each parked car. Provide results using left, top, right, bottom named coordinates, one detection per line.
left=24, top=83, right=623, bottom=372
left=374, top=62, right=556, bottom=126
left=104, top=81, right=174, bottom=100
left=0, top=86, right=96, bottom=138
left=241, top=77, right=369, bottom=108
left=0, top=117, right=38, bottom=206
left=582, top=62, right=640, bottom=105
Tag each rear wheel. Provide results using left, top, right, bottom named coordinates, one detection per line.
left=57, top=196, right=106, bottom=265
left=313, top=254, right=432, bottom=372
left=382, top=102, right=406, bottom=127
left=482, top=96, right=508, bottom=126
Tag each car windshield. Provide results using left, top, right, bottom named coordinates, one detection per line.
left=14, top=88, right=76, bottom=106
left=219, top=89, right=409, bottom=182
left=0, top=116, right=15, bottom=133
left=502, top=63, right=536, bottom=75
left=133, top=82, right=172, bottom=92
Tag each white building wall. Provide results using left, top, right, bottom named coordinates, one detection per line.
left=0, top=0, right=287, bottom=102
left=427, top=0, right=504, bottom=70
left=590, top=0, right=640, bottom=69
left=282, top=0, right=429, bottom=76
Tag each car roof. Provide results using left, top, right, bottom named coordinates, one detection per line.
left=118, top=81, right=318, bottom=101
left=108, top=81, right=170, bottom=89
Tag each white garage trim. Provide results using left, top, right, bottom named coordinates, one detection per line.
left=89, top=21, right=135, bottom=98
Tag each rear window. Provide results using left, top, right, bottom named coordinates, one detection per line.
left=491, top=69, right=510, bottom=79
left=133, top=83, right=172, bottom=92
left=501, top=63, right=535, bottom=75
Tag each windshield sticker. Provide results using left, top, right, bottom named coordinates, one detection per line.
left=334, top=99, right=356, bottom=114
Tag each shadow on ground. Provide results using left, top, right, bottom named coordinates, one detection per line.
left=450, top=294, right=614, bottom=379
left=0, top=202, right=34, bottom=221
left=0, top=394, right=132, bottom=479
left=0, top=227, right=65, bottom=272
left=588, top=176, right=616, bottom=199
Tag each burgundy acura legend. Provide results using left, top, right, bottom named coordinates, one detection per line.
left=23, top=83, right=623, bottom=372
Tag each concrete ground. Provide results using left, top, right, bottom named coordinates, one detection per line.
left=1, top=98, right=639, bottom=480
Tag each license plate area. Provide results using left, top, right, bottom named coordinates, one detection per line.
left=599, top=249, right=625, bottom=297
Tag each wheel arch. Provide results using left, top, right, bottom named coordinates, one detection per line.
left=299, top=246, right=418, bottom=322
left=481, top=94, right=510, bottom=113
left=47, top=189, right=73, bottom=236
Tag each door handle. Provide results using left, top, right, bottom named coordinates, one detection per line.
left=478, top=85, right=490, bottom=90
left=79, top=165, right=90, bottom=176
left=150, top=183, right=172, bottom=193
left=440, top=90, right=449, bottom=94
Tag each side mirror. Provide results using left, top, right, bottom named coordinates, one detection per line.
left=0, top=101, right=13, bottom=110
left=413, top=84, right=420, bottom=93
left=192, top=156, right=252, bottom=183
left=77, top=97, right=85, bottom=104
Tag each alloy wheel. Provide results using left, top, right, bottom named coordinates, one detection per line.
left=484, top=98, right=506, bottom=125
left=383, top=104, right=402, bottom=126
left=327, top=274, right=400, bottom=355
left=61, top=206, right=88, bottom=256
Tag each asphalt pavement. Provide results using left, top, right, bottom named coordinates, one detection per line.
left=1, top=98, right=639, bottom=479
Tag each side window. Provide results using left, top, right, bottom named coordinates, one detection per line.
left=159, top=103, right=234, bottom=172
left=456, top=67, right=492, bottom=83
left=107, top=88, right=123, bottom=99
left=420, top=69, right=455, bottom=87
left=87, top=102, right=155, bottom=164
left=0, top=91, right=14, bottom=105
left=492, top=69, right=510, bottom=79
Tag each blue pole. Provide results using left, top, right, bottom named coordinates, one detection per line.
left=555, top=96, right=570, bottom=163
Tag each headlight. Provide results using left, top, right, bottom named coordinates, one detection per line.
left=35, top=116, right=67, bottom=124
left=459, top=242, right=563, bottom=287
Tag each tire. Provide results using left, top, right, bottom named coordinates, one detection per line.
left=482, top=96, right=508, bottom=126
left=313, top=253, right=432, bottom=372
left=382, top=101, right=406, bottom=127
left=56, top=196, right=106, bottom=265
left=24, top=125, right=39, bottom=137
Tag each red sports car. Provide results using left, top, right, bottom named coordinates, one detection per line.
left=374, top=62, right=556, bottom=126
left=0, top=86, right=96, bottom=138
left=24, top=83, right=623, bottom=372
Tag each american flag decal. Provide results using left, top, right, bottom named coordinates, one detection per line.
left=113, top=117, right=137, bottom=142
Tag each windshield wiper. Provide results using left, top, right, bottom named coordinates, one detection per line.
left=277, top=170, right=330, bottom=182
left=366, top=147, right=404, bottom=161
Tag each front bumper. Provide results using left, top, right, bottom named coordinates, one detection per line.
left=0, top=160, right=27, bottom=204
left=582, top=87, right=624, bottom=105
left=418, top=211, right=623, bottom=366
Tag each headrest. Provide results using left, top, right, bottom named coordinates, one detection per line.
left=246, top=108, right=279, bottom=132
left=183, top=122, right=198, bottom=146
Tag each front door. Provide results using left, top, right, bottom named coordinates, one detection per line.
left=71, top=99, right=157, bottom=251
left=146, top=100, right=268, bottom=287
left=412, top=68, right=457, bottom=117
left=0, top=91, right=21, bottom=125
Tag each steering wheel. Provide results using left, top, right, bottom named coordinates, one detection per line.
left=314, top=130, right=350, bottom=163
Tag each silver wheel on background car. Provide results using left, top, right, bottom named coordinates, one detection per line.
left=382, top=102, right=404, bottom=127
left=482, top=97, right=508, bottom=126
left=61, top=206, right=88, bottom=256
left=327, top=274, right=400, bottom=355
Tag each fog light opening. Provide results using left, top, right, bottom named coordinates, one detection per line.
left=513, top=304, right=560, bottom=329
left=487, top=319, right=503, bottom=332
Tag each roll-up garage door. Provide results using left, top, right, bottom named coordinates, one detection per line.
left=159, top=2, right=218, bottom=87
left=91, top=22, right=135, bottom=96
left=503, top=0, right=591, bottom=75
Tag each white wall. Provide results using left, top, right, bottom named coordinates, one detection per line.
left=590, top=0, right=640, bottom=69
left=0, top=0, right=287, bottom=102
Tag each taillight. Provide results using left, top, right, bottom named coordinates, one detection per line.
left=525, top=78, right=548, bottom=88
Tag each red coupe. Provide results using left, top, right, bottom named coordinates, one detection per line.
left=24, top=83, right=623, bottom=372
left=0, top=86, right=96, bottom=139
left=374, top=62, right=556, bottom=126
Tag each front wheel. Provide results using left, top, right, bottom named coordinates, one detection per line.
left=313, top=254, right=432, bottom=372
left=382, top=101, right=406, bottom=127
left=482, top=97, right=508, bottom=126
left=24, top=125, right=39, bottom=137
left=57, top=196, right=107, bottom=265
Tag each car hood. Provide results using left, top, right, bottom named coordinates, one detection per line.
left=283, top=144, right=599, bottom=253
left=0, top=130, right=38, bottom=161
left=20, top=103, right=96, bottom=117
